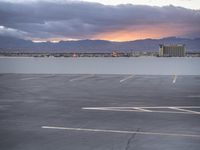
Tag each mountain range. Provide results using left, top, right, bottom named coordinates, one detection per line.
left=0, top=36, right=200, bottom=53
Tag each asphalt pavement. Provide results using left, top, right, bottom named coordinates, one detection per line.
left=0, top=74, right=200, bottom=150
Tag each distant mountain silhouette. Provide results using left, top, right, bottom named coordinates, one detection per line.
left=0, top=36, right=199, bottom=52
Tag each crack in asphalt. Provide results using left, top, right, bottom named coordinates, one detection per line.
left=124, top=128, right=140, bottom=150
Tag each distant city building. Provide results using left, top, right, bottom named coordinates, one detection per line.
left=159, top=44, right=186, bottom=57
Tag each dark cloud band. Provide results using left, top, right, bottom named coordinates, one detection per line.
left=0, top=1, right=199, bottom=40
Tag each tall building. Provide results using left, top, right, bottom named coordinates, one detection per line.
left=159, top=44, right=186, bottom=57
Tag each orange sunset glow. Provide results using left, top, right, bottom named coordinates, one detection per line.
left=32, top=24, right=191, bottom=42
left=94, top=24, right=192, bottom=42
left=1, top=1, right=198, bottom=42
left=30, top=23, right=197, bottom=42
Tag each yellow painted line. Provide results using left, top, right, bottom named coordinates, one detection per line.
left=42, top=126, right=200, bottom=138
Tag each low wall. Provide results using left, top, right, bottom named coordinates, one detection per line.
left=0, top=57, right=199, bottom=75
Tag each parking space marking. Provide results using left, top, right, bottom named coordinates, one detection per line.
left=21, top=77, right=39, bottom=80
left=84, top=106, right=200, bottom=109
left=120, top=75, right=134, bottom=83
left=69, top=74, right=95, bottom=82
left=20, top=75, right=55, bottom=80
left=169, top=107, right=200, bottom=115
left=133, top=107, right=152, bottom=112
left=172, top=75, right=177, bottom=83
left=42, top=126, right=200, bottom=138
left=187, top=95, right=200, bottom=98
left=83, top=107, right=192, bottom=114
left=82, top=106, right=200, bottom=115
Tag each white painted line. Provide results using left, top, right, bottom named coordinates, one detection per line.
left=120, top=75, right=134, bottom=83
left=83, top=107, right=195, bottom=114
left=141, top=106, right=200, bottom=109
left=139, top=110, right=198, bottom=114
left=172, top=75, right=177, bottom=84
left=169, top=107, right=200, bottom=115
left=187, top=95, right=200, bottom=98
left=133, top=107, right=152, bottom=112
left=20, top=75, right=55, bottom=80
left=82, top=106, right=200, bottom=115
left=69, top=74, right=94, bottom=82
left=83, top=106, right=200, bottom=109
left=21, top=77, right=38, bottom=80
left=41, top=126, right=200, bottom=138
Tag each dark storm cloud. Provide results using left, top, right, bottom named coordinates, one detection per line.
left=0, top=1, right=200, bottom=40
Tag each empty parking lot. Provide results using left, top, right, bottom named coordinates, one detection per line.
left=0, top=74, right=200, bottom=150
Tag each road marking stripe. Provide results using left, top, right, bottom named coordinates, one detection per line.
left=172, top=75, right=177, bottom=83
left=83, top=106, right=200, bottom=109
left=20, top=75, right=55, bottom=80
left=133, top=107, right=152, bottom=112
left=21, top=77, right=38, bottom=80
left=69, top=74, right=94, bottom=82
left=120, top=75, right=134, bottom=83
left=169, top=107, right=200, bottom=115
left=82, top=106, right=200, bottom=115
left=83, top=108, right=198, bottom=114
left=187, top=95, right=200, bottom=98
left=41, top=126, right=200, bottom=138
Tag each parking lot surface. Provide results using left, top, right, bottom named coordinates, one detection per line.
left=0, top=74, right=200, bottom=150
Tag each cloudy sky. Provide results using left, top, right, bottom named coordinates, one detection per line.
left=0, top=0, right=200, bottom=42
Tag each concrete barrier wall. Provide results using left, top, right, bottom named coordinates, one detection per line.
left=0, top=57, right=200, bottom=75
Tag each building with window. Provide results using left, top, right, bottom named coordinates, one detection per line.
left=159, top=44, right=186, bottom=57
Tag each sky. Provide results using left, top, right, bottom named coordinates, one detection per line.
left=0, top=0, right=200, bottom=42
